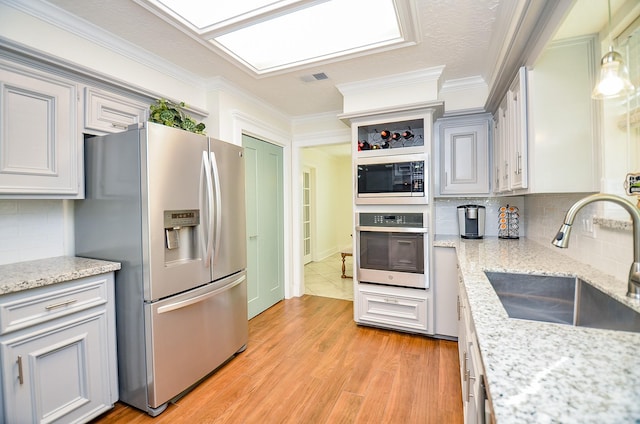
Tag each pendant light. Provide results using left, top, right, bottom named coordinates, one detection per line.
left=592, top=0, right=635, bottom=99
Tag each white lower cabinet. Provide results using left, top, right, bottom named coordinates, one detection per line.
left=458, top=276, right=491, bottom=424
left=0, top=273, right=117, bottom=423
left=355, top=283, right=431, bottom=334
left=434, top=246, right=458, bottom=338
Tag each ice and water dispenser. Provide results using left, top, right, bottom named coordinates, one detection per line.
left=164, top=209, right=200, bottom=264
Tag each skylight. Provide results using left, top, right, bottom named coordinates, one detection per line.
left=141, top=0, right=411, bottom=75
left=151, top=0, right=294, bottom=31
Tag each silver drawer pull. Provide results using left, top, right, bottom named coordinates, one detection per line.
left=17, top=356, right=23, bottom=385
left=45, top=299, right=78, bottom=310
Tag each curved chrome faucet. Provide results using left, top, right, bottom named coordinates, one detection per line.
left=551, top=193, right=640, bottom=300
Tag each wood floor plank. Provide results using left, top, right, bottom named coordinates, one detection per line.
left=325, top=391, right=364, bottom=424
left=90, top=296, right=463, bottom=424
left=353, top=369, right=394, bottom=424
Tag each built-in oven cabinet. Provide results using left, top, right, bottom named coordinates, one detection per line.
left=355, top=283, right=431, bottom=334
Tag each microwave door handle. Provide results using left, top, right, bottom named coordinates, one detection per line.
left=201, top=151, right=214, bottom=266
left=210, top=151, right=223, bottom=265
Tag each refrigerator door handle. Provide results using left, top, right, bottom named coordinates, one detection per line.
left=156, top=274, right=246, bottom=314
left=201, top=151, right=214, bottom=266
left=210, top=151, right=223, bottom=265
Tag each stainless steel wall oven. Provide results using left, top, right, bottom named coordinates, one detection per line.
left=356, top=212, right=428, bottom=289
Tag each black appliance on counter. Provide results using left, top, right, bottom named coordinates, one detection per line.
left=457, top=205, right=486, bottom=239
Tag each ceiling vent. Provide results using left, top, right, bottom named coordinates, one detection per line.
left=301, top=72, right=329, bottom=82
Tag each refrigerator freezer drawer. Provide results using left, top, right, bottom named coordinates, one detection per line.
left=145, top=272, right=248, bottom=408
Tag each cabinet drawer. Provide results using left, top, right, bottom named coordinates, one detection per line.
left=357, top=284, right=429, bottom=332
left=0, top=275, right=109, bottom=335
left=84, top=87, right=148, bottom=133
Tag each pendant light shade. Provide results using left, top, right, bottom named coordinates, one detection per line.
left=592, top=47, right=635, bottom=99
left=592, top=0, right=635, bottom=100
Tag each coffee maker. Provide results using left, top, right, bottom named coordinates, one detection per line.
left=457, top=205, right=486, bottom=239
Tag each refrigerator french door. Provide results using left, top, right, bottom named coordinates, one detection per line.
left=75, top=122, right=248, bottom=416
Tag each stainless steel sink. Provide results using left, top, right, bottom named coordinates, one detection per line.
left=484, top=272, right=640, bottom=333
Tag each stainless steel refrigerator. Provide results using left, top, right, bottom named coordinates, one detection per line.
left=74, top=122, right=248, bottom=416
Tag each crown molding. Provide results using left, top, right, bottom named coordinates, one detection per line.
left=440, top=75, right=487, bottom=93
left=4, top=0, right=206, bottom=89
left=336, top=66, right=445, bottom=95
left=293, top=128, right=351, bottom=145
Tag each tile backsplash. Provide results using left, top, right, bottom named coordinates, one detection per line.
left=436, top=193, right=634, bottom=284
left=435, top=197, right=526, bottom=237
left=524, top=193, right=633, bottom=284
left=0, top=200, right=72, bottom=265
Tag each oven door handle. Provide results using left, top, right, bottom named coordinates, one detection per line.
left=355, top=226, right=428, bottom=233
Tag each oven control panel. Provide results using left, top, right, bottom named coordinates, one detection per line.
left=359, top=213, right=423, bottom=227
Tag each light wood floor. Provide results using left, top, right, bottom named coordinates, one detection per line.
left=90, top=295, right=463, bottom=424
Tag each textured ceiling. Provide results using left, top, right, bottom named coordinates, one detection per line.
left=36, top=0, right=617, bottom=118
left=42, top=0, right=505, bottom=117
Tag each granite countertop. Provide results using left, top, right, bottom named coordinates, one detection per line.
left=434, top=236, right=640, bottom=423
left=0, top=256, right=121, bottom=295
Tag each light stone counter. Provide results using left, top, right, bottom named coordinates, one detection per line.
left=0, top=256, right=121, bottom=295
left=434, top=235, right=640, bottom=423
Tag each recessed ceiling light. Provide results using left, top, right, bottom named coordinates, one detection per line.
left=139, top=0, right=415, bottom=75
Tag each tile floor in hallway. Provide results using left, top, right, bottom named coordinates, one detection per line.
left=304, top=252, right=353, bottom=301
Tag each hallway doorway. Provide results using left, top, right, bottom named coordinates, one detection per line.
left=300, top=143, right=352, bottom=301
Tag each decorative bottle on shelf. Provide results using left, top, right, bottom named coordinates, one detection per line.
left=498, top=205, right=519, bottom=239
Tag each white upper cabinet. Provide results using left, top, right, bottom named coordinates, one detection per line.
left=84, top=86, right=148, bottom=134
left=507, top=67, right=528, bottom=190
left=525, top=36, right=599, bottom=194
left=436, top=113, right=491, bottom=196
left=494, top=97, right=509, bottom=193
left=0, top=59, right=82, bottom=198
left=493, top=67, right=528, bottom=194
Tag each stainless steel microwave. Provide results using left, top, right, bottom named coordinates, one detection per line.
left=356, top=155, right=427, bottom=204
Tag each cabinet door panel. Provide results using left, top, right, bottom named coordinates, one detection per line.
left=438, top=115, right=490, bottom=195
left=1, top=312, right=111, bottom=423
left=0, top=63, right=80, bottom=197
left=508, top=67, right=528, bottom=190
